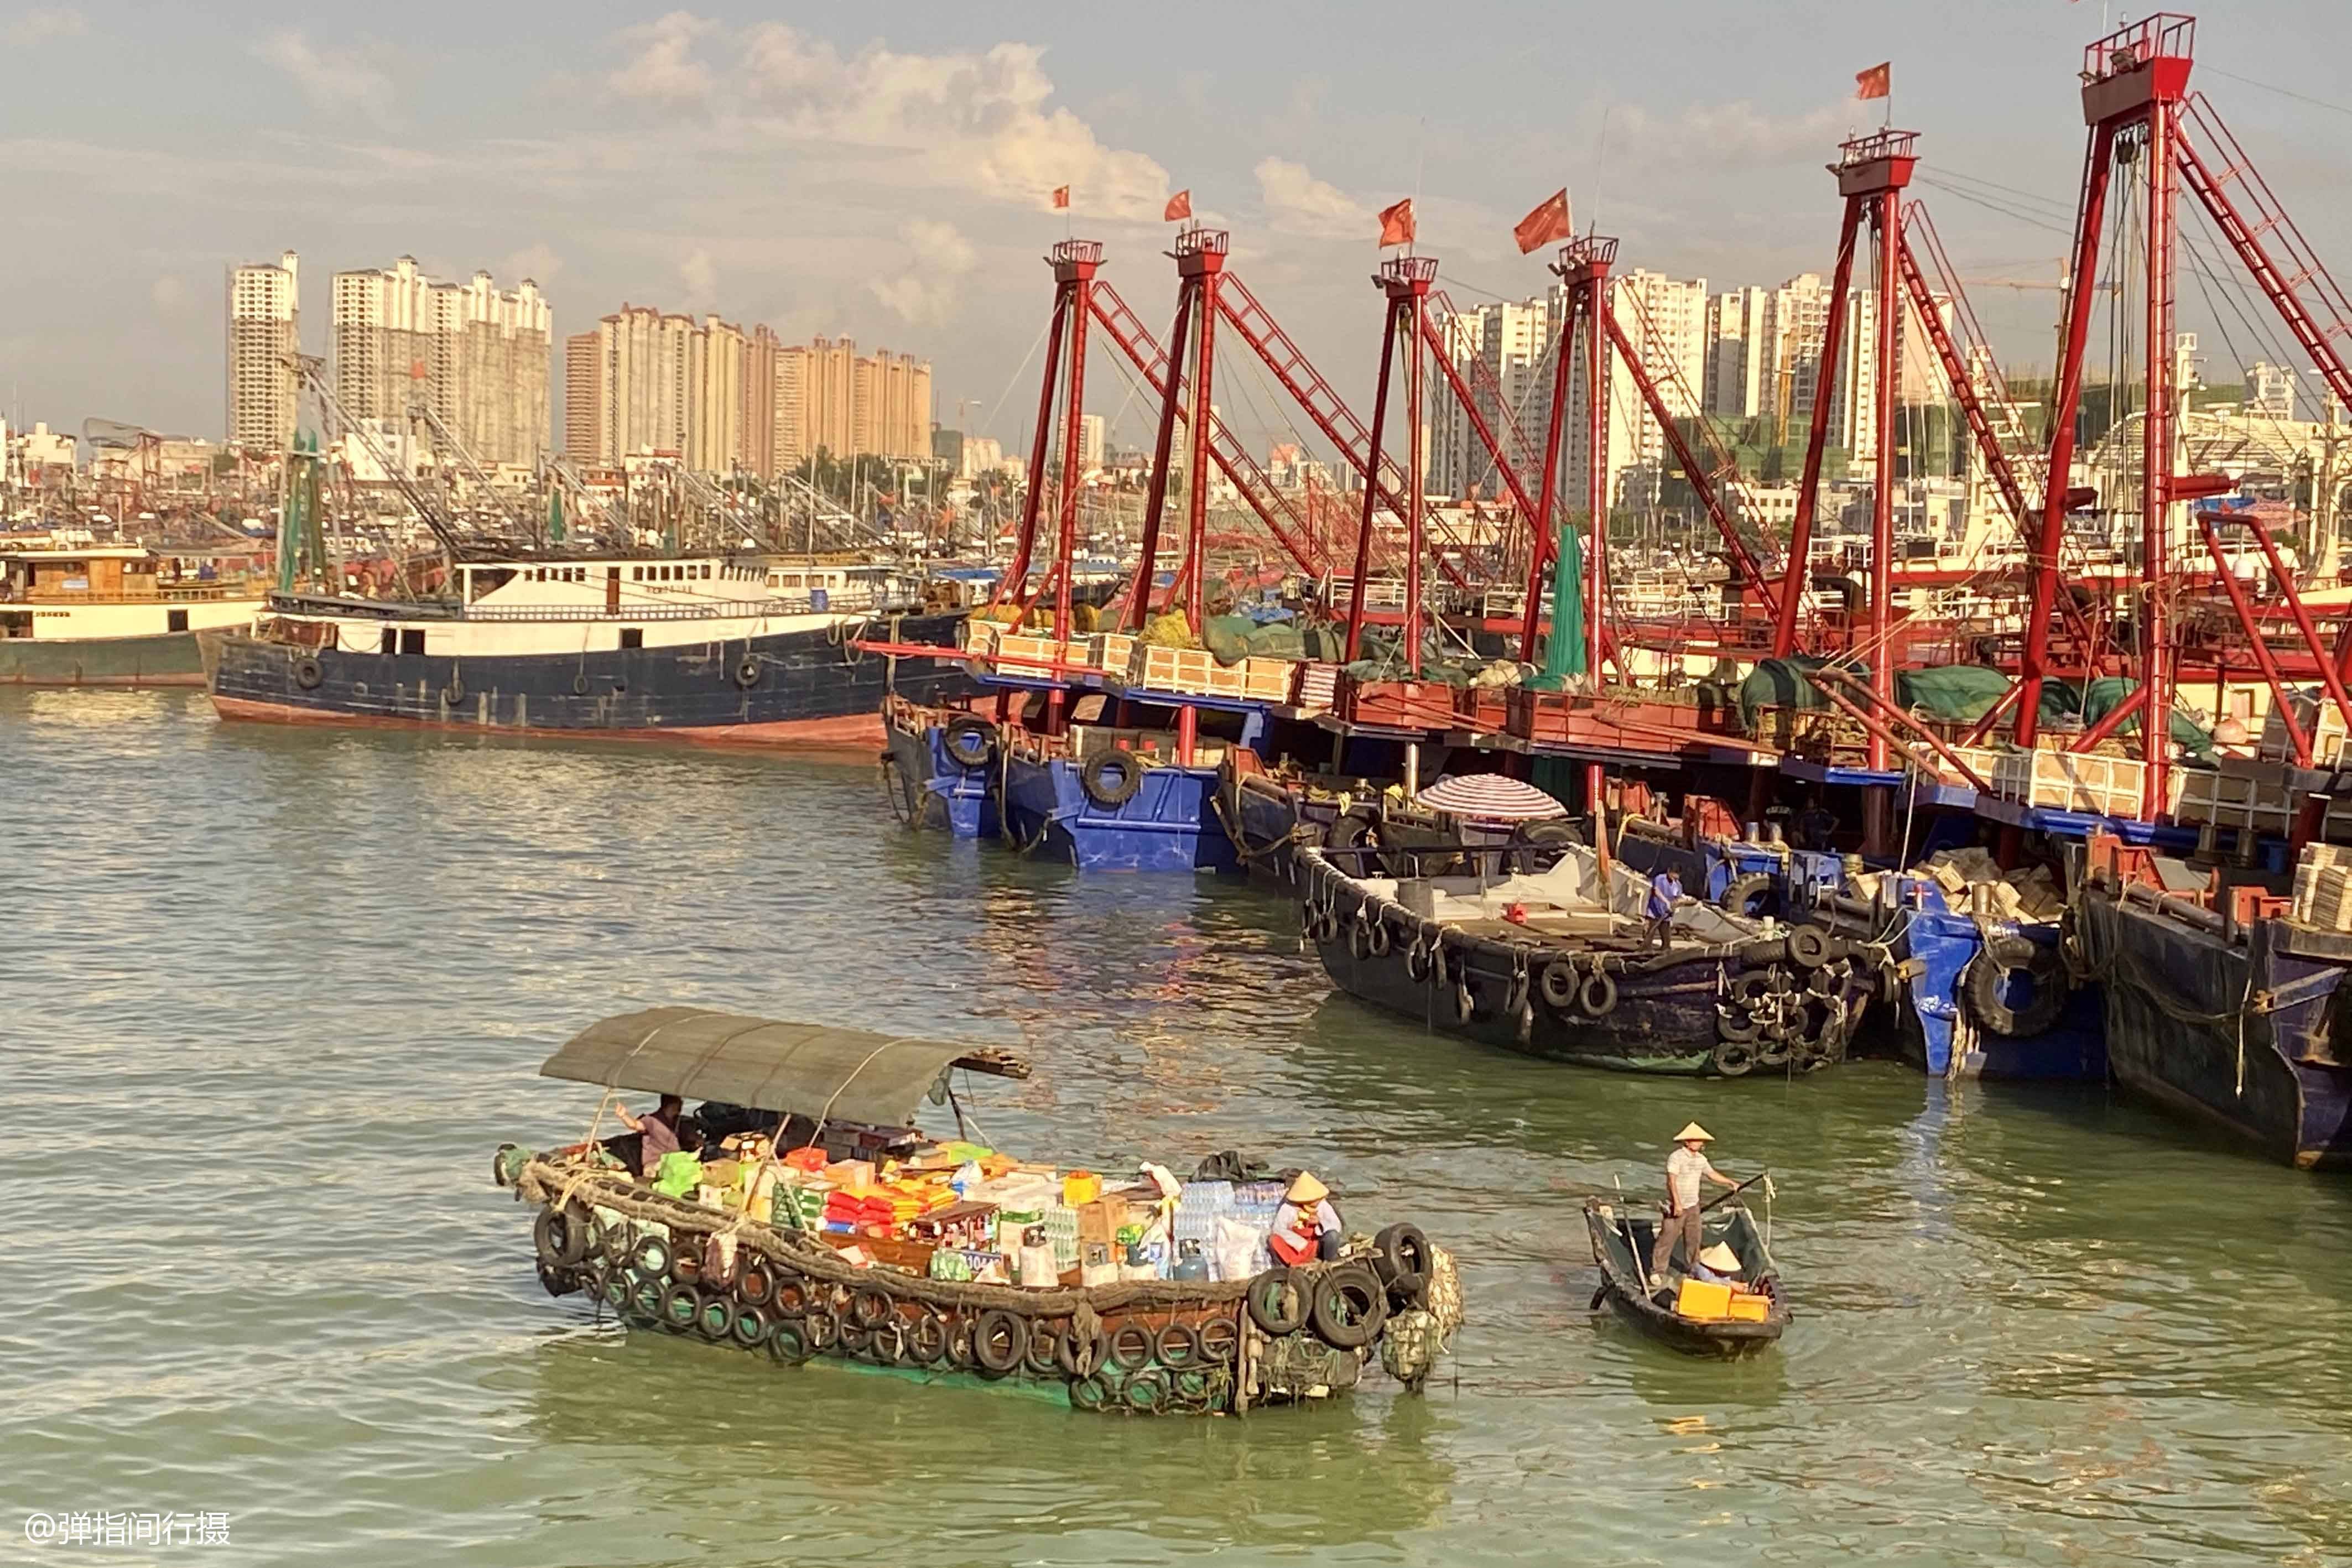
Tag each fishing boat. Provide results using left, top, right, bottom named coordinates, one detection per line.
left=1583, top=1195, right=1788, bottom=1356
left=207, top=553, right=975, bottom=747
left=1, top=539, right=264, bottom=686
left=1297, top=775, right=1885, bottom=1075
left=2070, top=830, right=2352, bottom=1168
left=880, top=694, right=1001, bottom=836
left=499, top=1008, right=1463, bottom=1414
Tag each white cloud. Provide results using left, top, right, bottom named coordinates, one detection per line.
left=7, top=7, right=86, bottom=46
left=1609, top=100, right=1849, bottom=171
left=1253, top=157, right=1368, bottom=240
left=678, top=248, right=718, bottom=310
left=870, top=219, right=978, bottom=326
left=253, top=30, right=395, bottom=126
left=607, top=11, right=719, bottom=106
left=149, top=277, right=185, bottom=313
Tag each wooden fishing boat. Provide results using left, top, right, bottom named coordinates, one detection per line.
left=1298, top=839, right=1887, bottom=1075
left=498, top=1008, right=1463, bottom=1414
left=1583, top=1195, right=1788, bottom=1356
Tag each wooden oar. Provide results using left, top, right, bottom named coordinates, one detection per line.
left=1699, top=1170, right=1771, bottom=1215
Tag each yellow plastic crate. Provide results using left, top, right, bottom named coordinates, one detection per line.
left=1725, top=1293, right=1770, bottom=1322
left=1674, top=1278, right=1732, bottom=1321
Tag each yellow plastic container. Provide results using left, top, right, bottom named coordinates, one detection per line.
left=1674, top=1279, right=1733, bottom=1320
left=1726, top=1293, right=1770, bottom=1322
left=1062, top=1170, right=1102, bottom=1206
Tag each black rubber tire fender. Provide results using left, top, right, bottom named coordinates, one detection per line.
left=1123, top=1369, right=1170, bottom=1415
left=1786, top=923, right=1834, bottom=970
left=1106, top=1322, right=1154, bottom=1371
left=769, top=1272, right=810, bottom=1317
left=1153, top=1321, right=1203, bottom=1369
left=1756, top=1034, right=1792, bottom=1068
left=491, top=1144, right=518, bottom=1189
left=735, top=1263, right=776, bottom=1309
left=1068, top=1374, right=1112, bottom=1411
left=867, top=1320, right=910, bottom=1364
left=655, top=1279, right=701, bottom=1334
left=801, top=1306, right=840, bottom=1351
left=970, top=1309, right=1028, bottom=1376
left=1403, top=935, right=1435, bottom=983
left=1716, top=1007, right=1765, bottom=1045
left=1538, top=960, right=1580, bottom=1014
left=943, top=714, right=996, bottom=768
left=1347, top=912, right=1376, bottom=962
left=1054, top=1323, right=1108, bottom=1379
left=1372, top=1223, right=1433, bottom=1285
left=534, top=1205, right=591, bottom=1269
left=695, top=1293, right=735, bottom=1342
left=835, top=1323, right=875, bottom=1357
left=1386, top=1270, right=1429, bottom=1309
left=1080, top=751, right=1146, bottom=808
left=571, top=673, right=590, bottom=697
left=1366, top=917, right=1393, bottom=959
left=1578, top=970, right=1620, bottom=1018
left=1246, top=1268, right=1309, bottom=1336
left=293, top=654, right=323, bottom=690
left=625, top=1232, right=672, bottom=1279
left=1729, top=970, right=1779, bottom=1007
left=765, top=1317, right=816, bottom=1365
left=1963, top=934, right=2068, bottom=1038
left=441, top=674, right=465, bottom=707
left=730, top=1304, right=772, bottom=1349
left=1713, top=1039, right=1758, bottom=1077
left=1719, top=871, right=1776, bottom=919
left=1198, top=1317, right=1240, bottom=1366
left=732, top=655, right=762, bottom=689
left=847, top=1286, right=893, bottom=1330
left=908, top=1311, right=951, bottom=1366
left=1309, top=1264, right=1387, bottom=1350
left=1443, top=978, right=1475, bottom=1027
left=1021, top=1319, right=1063, bottom=1376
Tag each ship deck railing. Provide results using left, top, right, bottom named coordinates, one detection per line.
left=266, top=590, right=920, bottom=623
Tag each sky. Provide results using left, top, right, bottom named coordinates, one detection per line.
left=4, top=0, right=2350, bottom=456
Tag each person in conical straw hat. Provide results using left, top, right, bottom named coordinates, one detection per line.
left=1649, top=1122, right=1738, bottom=1282
left=1271, top=1171, right=1342, bottom=1265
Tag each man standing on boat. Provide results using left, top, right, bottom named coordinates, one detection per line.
left=1645, top=868, right=1685, bottom=947
left=1649, top=1123, right=1737, bottom=1279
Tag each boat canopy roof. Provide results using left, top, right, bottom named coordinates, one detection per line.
left=539, top=1007, right=1031, bottom=1128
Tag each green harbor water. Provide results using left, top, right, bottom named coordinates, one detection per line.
left=7, top=688, right=2351, bottom=1566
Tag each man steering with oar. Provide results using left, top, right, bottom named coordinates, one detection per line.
left=1649, top=1121, right=1740, bottom=1280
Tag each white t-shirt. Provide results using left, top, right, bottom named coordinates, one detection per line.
left=1666, top=1147, right=1721, bottom=1211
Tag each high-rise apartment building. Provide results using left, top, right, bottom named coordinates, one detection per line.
left=332, top=257, right=550, bottom=466
left=1078, top=414, right=1106, bottom=470
left=1705, top=287, right=1770, bottom=419
left=570, top=314, right=929, bottom=480
left=226, top=250, right=300, bottom=450
left=1432, top=299, right=1553, bottom=501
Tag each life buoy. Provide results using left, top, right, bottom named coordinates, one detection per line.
left=1080, top=752, right=1146, bottom=808
left=943, top=714, right=996, bottom=768
left=1577, top=970, right=1620, bottom=1018
left=293, top=655, right=323, bottom=690
left=1247, top=1268, right=1309, bottom=1336
left=1310, top=1264, right=1387, bottom=1349
left=1719, top=871, right=1776, bottom=919
left=1962, top=934, right=2068, bottom=1037
left=733, top=655, right=763, bottom=689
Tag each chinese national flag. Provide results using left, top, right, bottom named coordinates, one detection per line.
left=1377, top=197, right=1416, bottom=248
left=1052, top=185, right=1070, bottom=210
left=1513, top=188, right=1572, bottom=255
left=1855, top=61, right=1890, bottom=100
left=1163, top=189, right=1191, bottom=222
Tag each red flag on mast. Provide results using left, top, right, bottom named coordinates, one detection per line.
left=1855, top=62, right=1890, bottom=100
left=1377, top=198, right=1416, bottom=248
left=1512, top=189, right=1573, bottom=255
left=1051, top=185, right=1070, bottom=210
left=1163, top=190, right=1191, bottom=222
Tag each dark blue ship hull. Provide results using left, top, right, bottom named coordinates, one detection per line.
left=1002, top=752, right=1239, bottom=872
left=209, top=611, right=976, bottom=745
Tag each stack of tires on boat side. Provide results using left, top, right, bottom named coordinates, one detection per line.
left=507, top=1153, right=1460, bottom=1415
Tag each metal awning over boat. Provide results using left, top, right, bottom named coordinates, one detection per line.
left=539, top=1007, right=1031, bottom=1128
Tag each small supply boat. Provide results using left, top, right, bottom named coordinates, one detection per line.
left=1583, top=1194, right=1788, bottom=1356
left=498, top=1008, right=1463, bottom=1414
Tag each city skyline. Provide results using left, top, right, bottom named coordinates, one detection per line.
left=6, top=3, right=2351, bottom=465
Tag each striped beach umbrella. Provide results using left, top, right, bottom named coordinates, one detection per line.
left=1412, top=774, right=1567, bottom=822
